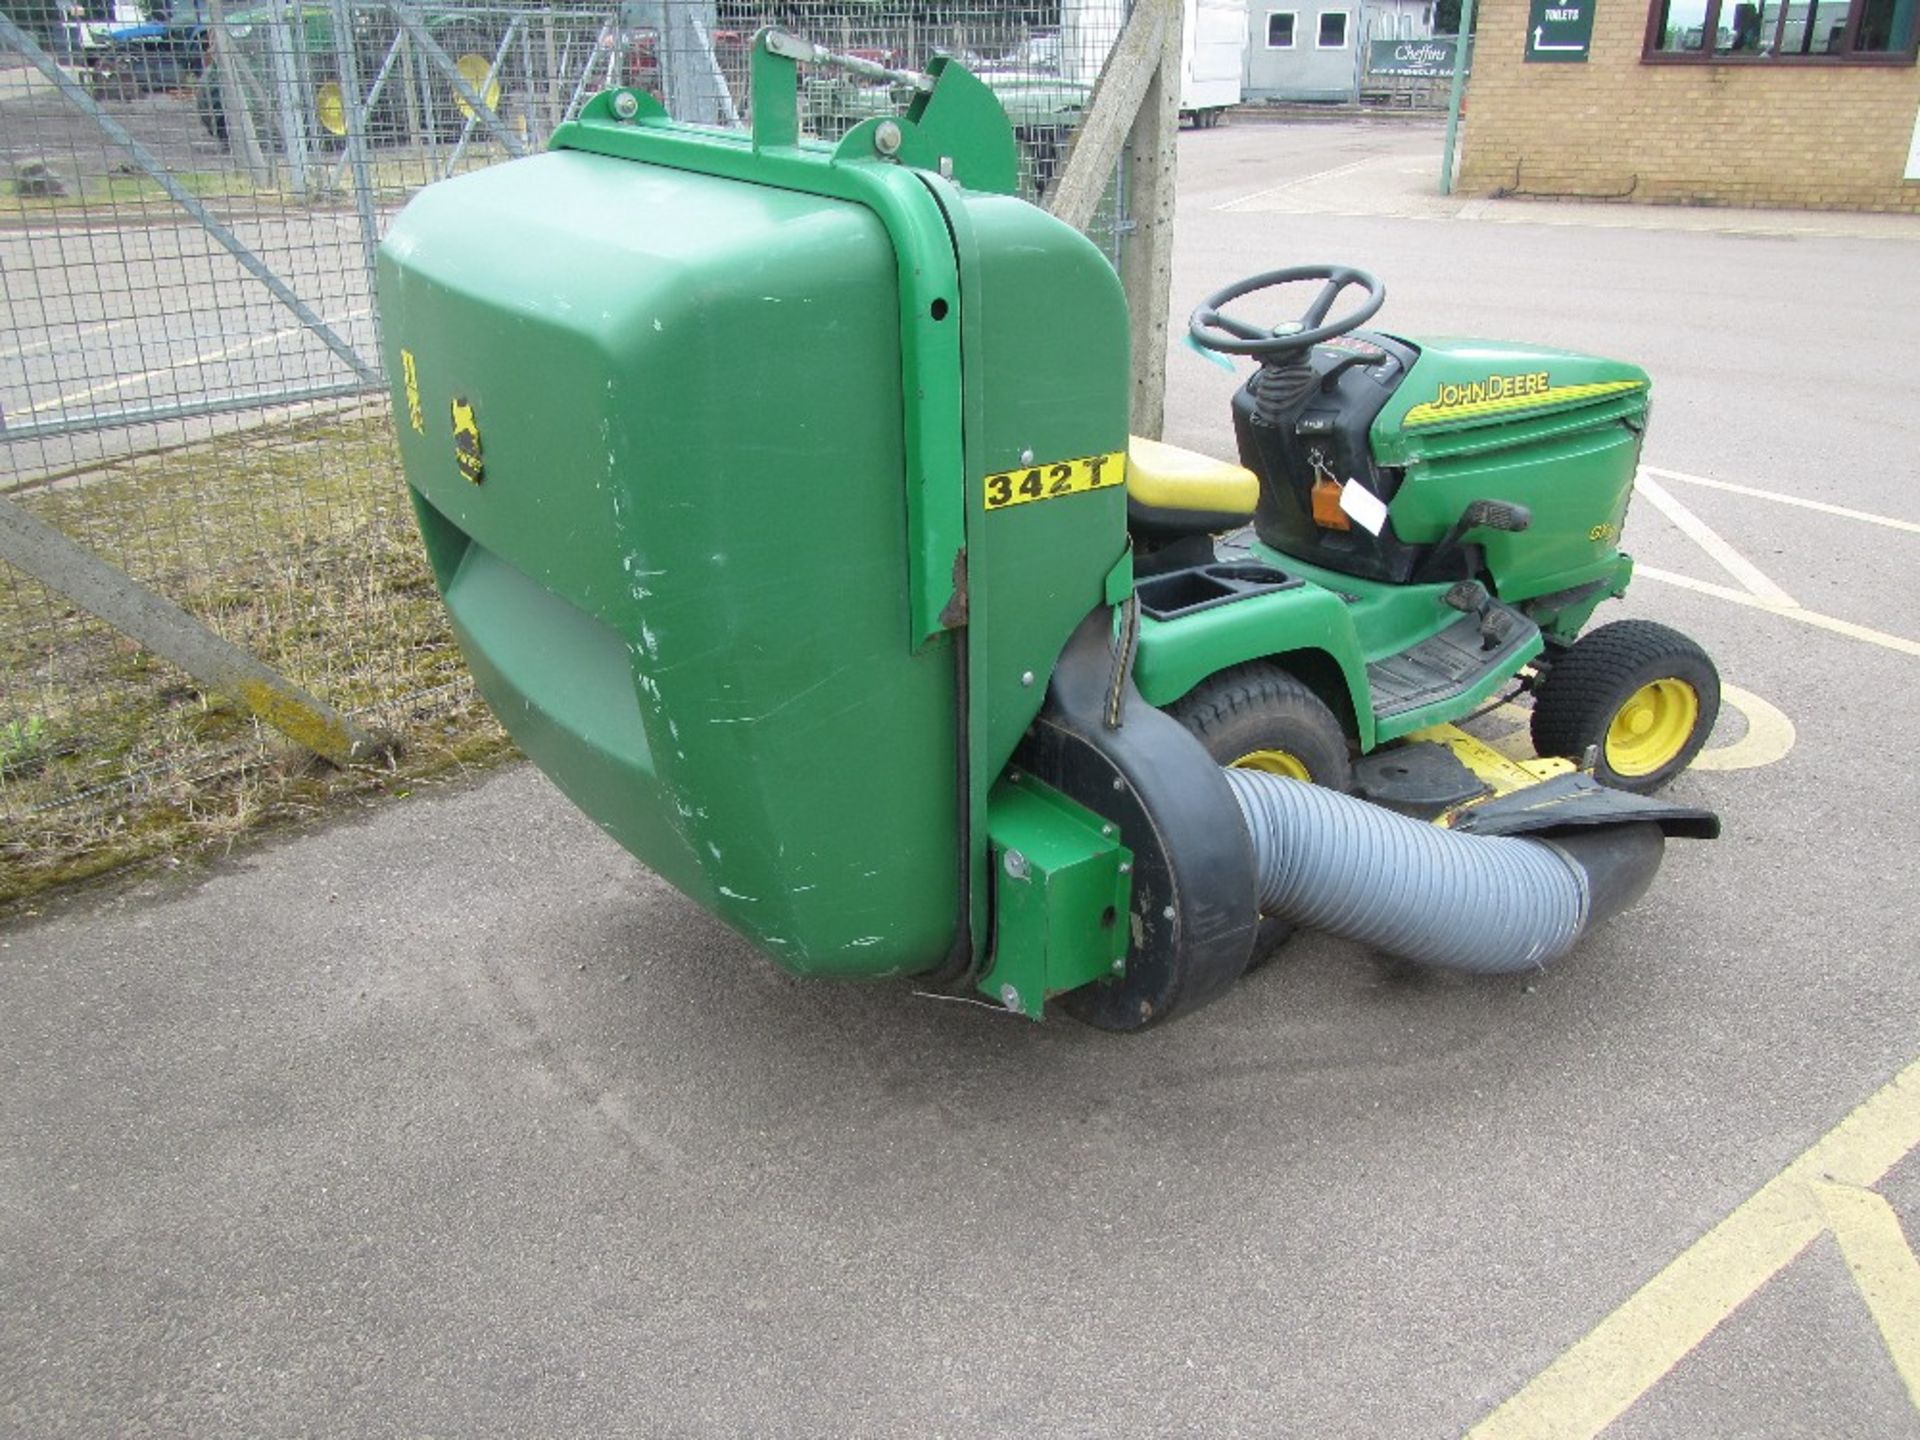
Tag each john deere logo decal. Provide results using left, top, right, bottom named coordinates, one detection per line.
left=451, top=396, right=484, bottom=484
left=1403, top=375, right=1645, bottom=427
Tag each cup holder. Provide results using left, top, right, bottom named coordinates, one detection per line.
left=1136, top=561, right=1300, bottom=620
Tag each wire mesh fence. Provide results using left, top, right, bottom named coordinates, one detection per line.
left=0, top=0, right=1134, bottom=897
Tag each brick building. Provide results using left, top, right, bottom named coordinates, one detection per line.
left=1457, top=0, right=1920, bottom=212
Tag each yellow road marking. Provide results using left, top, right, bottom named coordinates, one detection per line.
left=1813, top=1181, right=1920, bottom=1406
left=1636, top=566, right=1920, bottom=660
left=1642, top=466, right=1920, bottom=537
left=1688, top=683, right=1795, bottom=773
left=1634, top=471, right=1796, bottom=606
left=1469, top=1057, right=1920, bottom=1439
left=1469, top=689, right=1792, bottom=774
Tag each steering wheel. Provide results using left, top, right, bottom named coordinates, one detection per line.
left=1189, top=265, right=1387, bottom=358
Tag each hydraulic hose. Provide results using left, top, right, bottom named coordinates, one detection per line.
left=1223, top=769, right=1665, bottom=974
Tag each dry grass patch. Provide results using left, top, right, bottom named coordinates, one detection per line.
left=1, top=405, right=516, bottom=906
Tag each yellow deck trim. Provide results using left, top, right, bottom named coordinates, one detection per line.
left=1409, top=723, right=1574, bottom=820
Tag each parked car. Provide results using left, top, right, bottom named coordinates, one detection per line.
left=87, top=0, right=208, bottom=101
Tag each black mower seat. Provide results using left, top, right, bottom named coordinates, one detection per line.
left=1127, top=436, right=1260, bottom=542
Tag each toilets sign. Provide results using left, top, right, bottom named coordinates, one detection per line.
left=1527, top=0, right=1595, bottom=59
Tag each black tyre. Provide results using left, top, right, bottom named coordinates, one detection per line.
left=196, top=69, right=228, bottom=141
left=1168, top=661, right=1353, bottom=965
left=1170, top=660, right=1353, bottom=788
left=1530, top=619, right=1720, bottom=794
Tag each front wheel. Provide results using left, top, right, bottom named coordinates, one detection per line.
left=1530, top=619, right=1720, bottom=793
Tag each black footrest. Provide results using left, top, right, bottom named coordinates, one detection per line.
left=1368, top=603, right=1537, bottom=720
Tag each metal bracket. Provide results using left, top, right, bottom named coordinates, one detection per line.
left=979, top=772, right=1132, bottom=1020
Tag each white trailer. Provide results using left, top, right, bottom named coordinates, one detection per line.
left=1060, top=0, right=1245, bottom=128
left=1181, top=0, right=1245, bottom=127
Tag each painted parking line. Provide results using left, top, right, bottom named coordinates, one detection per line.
left=1215, top=158, right=1380, bottom=212
left=18, top=307, right=374, bottom=417
left=0, top=316, right=132, bottom=364
left=1469, top=1056, right=1920, bottom=1439
left=1642, top=466, right=1920, bottom=537
left=1633, top=465, right=1920, bottom=661
left=1632, top=472, right=1796, bottom=606
left=1637, top=566, right=1920, bottom=660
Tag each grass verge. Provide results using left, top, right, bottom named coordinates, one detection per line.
left=1, top=404, right=516, bottom=908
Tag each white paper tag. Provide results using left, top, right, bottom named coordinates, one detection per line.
left=1338, top=479, right=1389, bottom=536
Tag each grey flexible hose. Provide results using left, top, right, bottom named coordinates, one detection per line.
left=1224, top=769, right=1593, bottom=974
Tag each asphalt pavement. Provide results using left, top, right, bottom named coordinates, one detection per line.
left=3, top=118, right=1917, bottom=1438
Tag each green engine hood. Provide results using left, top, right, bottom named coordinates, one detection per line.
left=1372, top=338, right=1649, bottom=467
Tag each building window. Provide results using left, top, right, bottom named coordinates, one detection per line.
left=1318, top=9, right=1350, bottom=45
left=1645, top=0, right=1917, bottom=59
left=1267, top=11, right=1298, bottom=46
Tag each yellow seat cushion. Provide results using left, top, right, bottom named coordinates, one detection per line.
left=1126, top=435, right=1260, bottom=517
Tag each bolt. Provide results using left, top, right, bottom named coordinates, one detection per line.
left=1118, top=861, right=1132, bottom=874
left=1111, top=777, right=1124, bottom=792
left=1020, top=670, right=1035, bottom=687
left=1020, top=448, right=1035, bottom=465
left=875, top=121, right=903, bottom=156
left=1110, top=958, right=1125, bottom=974
left=1003, top=850, right=1031, bottom=881
left=1000, top=984, right=1021, bottom=1011
left=1100, top=823, right=1115, bottom=837
left=1162, top=905, right=1176, bottom=920
left=611, top=90, right=640, bottom=120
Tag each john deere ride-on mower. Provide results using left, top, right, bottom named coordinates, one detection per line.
left=378, top=32, right=1719, bottom=1029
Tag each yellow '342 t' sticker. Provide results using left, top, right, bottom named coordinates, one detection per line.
left=984, top=451, right=1127, bottom=511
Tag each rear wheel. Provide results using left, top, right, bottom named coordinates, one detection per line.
left=436, top=28, right=504, bottom=139
left=1530, top=620, right=1720, bottom=793
left=1169, top=661, right=1353, bottom=965
left=314, top=79, right=348, bottom=139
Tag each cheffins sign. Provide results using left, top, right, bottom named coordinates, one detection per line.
left=1527, top=0, right=1595, bottom=60
left=1368, top=37, right=1465, bottom=77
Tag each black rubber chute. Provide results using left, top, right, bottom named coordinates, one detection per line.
left=1546, top=822, right=1666, bottom=928
left=1016, top=609, right=1258, bottom=1031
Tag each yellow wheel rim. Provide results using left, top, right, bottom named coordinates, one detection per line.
left=315, top=81, right=347, bottom=137
left=1231, top=748, right=1313, bottom=782
left=454, top=54, right=501, bottom=120
left=1604, top=679, right=1699, bottom=777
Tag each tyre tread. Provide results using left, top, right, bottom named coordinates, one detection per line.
left=1530, top=619, right=1719, bottom=791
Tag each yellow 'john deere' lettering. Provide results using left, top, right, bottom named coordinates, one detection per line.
left=1434, top=371, right=1550, bottom=409
left=1403, top=376, right=1646, bottom=427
